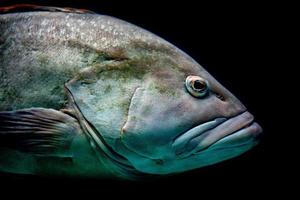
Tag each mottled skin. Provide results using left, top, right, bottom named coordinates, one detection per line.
left=0, top=10, right=262, bottom=179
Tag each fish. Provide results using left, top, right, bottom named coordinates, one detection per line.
left=0, top=4, right=263, bottom=180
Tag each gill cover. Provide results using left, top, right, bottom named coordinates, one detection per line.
left=65, top=59, right=147, bottom=148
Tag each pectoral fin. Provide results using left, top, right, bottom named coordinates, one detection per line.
left=0, top=108, right=82, bottom=155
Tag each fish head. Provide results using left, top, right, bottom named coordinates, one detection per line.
left=117, top=47, right=262, bottom=175
left=66, top=41, right=262, bottom=176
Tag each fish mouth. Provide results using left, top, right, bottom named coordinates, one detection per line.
left=172, top=111, right=263, bottom=158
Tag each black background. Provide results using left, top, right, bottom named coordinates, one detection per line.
left=0, top=0, right=295, bottom=198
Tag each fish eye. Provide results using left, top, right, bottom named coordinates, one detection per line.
left=185, top=76, right=209, bottom=98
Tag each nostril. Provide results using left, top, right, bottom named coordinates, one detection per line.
left=215, top=92, right=225, bottom=101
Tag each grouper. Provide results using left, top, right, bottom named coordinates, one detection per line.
left=0, top=5, right=262, bottom=180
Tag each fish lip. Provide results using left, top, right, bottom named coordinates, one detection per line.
left=173, top=111, right=262, bottom=157
left=195, top=122, right=263, bottom=153
left=172, top=117, right=227, bottom=152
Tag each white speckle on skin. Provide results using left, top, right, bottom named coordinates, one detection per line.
left=107, top=26, right=113, bottom=32
left=113, top=30, right=119, bottom=36
left=80, top=32, right=86, bottom=39
left=90, top=20, right=96, bottom=27
left=60, top=29, right=65, bottom=36
left=41, top=20, right=48, bottom=26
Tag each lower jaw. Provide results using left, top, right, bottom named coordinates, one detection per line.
left=194, top=122, right=262, bottom=154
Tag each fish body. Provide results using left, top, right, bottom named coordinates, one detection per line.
left=0, top=5, right=262, bottom=180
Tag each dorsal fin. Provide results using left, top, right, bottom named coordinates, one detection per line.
left=0, top=4, right=95, bottom=14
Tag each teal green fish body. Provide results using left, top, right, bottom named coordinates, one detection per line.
left=0, top=5, right=262, bottom=180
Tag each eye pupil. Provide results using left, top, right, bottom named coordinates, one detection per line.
left=193, top=80, right=206, bottom=90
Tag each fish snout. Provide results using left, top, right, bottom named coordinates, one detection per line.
left=208, top=79, right=247, bottom=118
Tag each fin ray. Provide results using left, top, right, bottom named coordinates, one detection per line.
left=0, top=4, right=95, bottom=14
left=0, top=108, right=82, bottom=155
